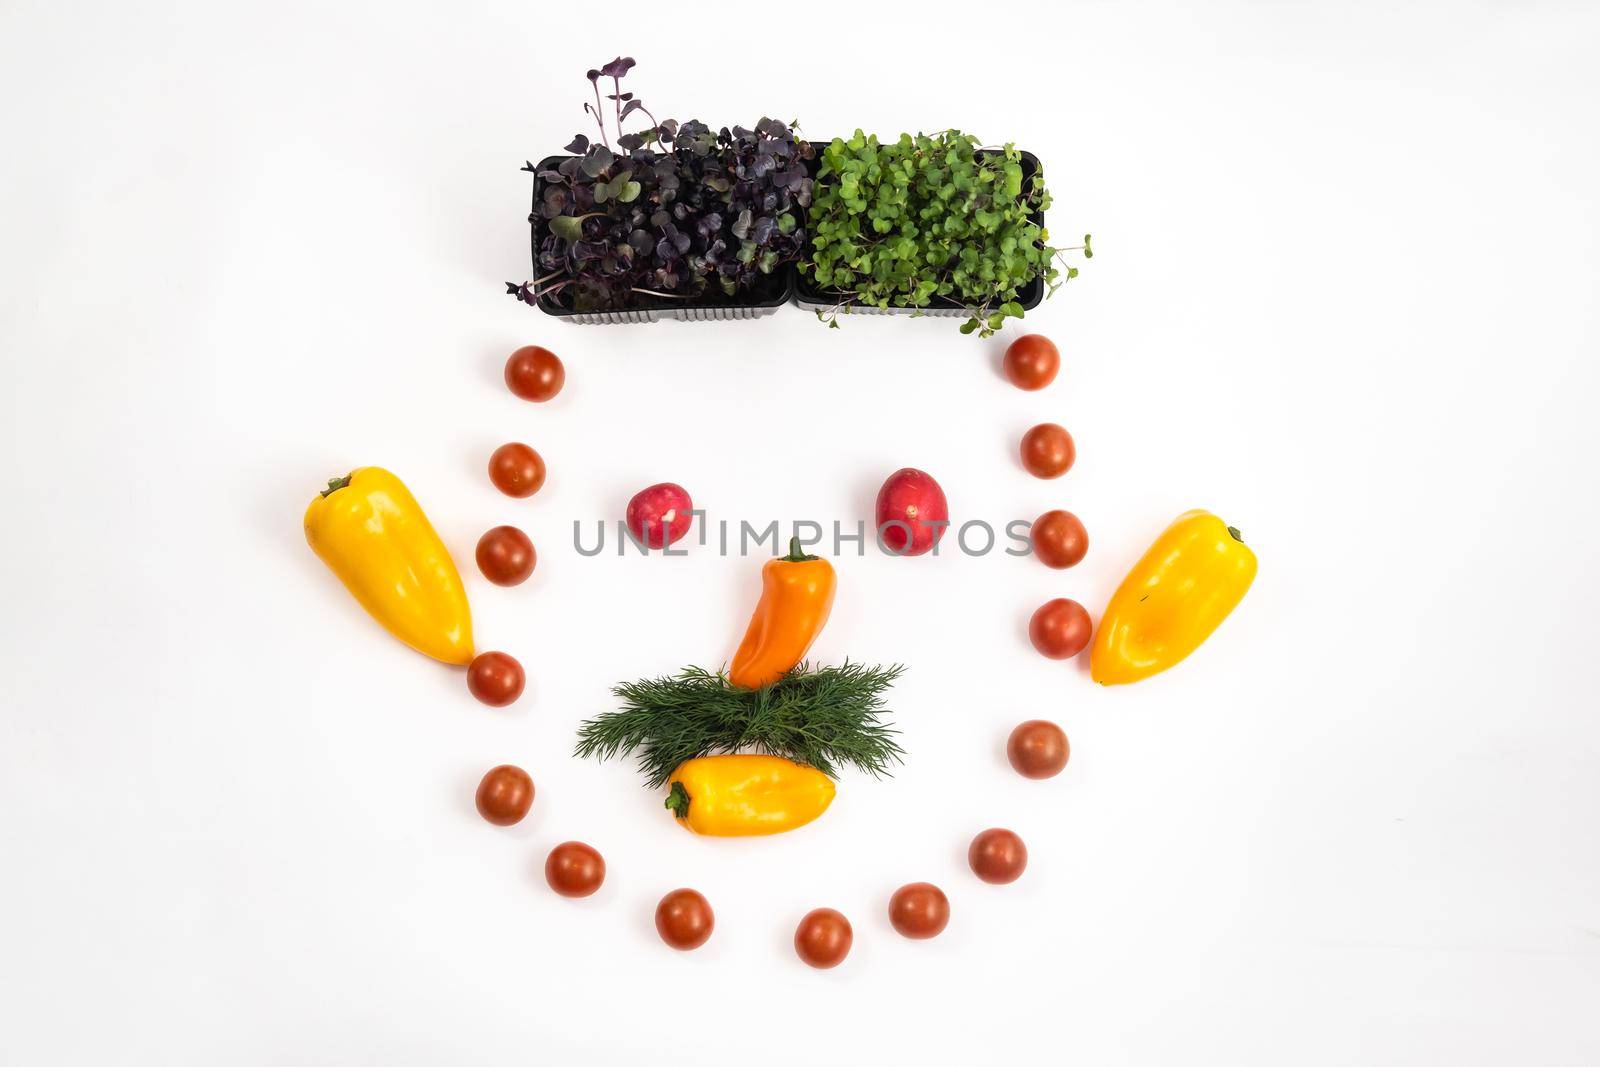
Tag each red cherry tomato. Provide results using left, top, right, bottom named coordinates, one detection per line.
left=1007, top=720, right=1070, bottom=779
left=1031, top=509, right=1088, bottom=568
left=968, top=828, right=1028, bottom=884
left=467, top=651, right=525, bottom=707
left=474, top=764, right=534, bottom=826
left=1028, top=598, right=1092, bottom=659
left=1019, top=423, right=1076, bottom=479
left=888, top=882, right=949, bottom=939
left=489, top=443, right=546, bottom=498
left=476, top=526, right=536, bottom=586
left=794, top=908, right=853, bottom=969
left=504, top=345, right=564, bottom=402
left=544, top=842, right=605, bottom=898
left=626, top=483, right=694, bottom=549
left=655, top=888, right=714, bottom=950
left=1003, top=334, right=1060, bottom=390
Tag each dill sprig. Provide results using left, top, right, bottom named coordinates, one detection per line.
left=574, top=661, right=906, bottom=788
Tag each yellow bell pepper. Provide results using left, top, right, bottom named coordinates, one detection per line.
left=304, top=467, right=474, bottom=665
left=1090, top=509, right=1256, bottom=685
left=664, top=754, right=835, bottom=836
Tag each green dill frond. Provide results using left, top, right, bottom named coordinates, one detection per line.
left=574, top=661, right=906, bottom=789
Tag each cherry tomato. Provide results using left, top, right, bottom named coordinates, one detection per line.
left=476, top=526, right=536, bottom=586
left=544, top=841, right=605, bottom=898
left=489, top=443, right=546, bottom=498
left=1031, top=509, right=1088, bottom=568
left=1020, top=423, right=1076, bottom=479
left=475, top=764, right=534, bottom=826
left=504, top=345, right=565, bottom=402
left=655, top=888, right=714, bottom=950
left=968, top=828, right=1028, bottom=884
left=888, top=882, right=949, bottom=939
left=1002, top=334, right=1060, bottom=390
left=625, top=483, right=694, bottom=549
left=1029, top=598, right=1092, bottom=659
left=467, top=651, right=524, bottom=707
left=1007, top=720, right=1070, bottom=779
left=794, top=908, right=853, bottom=969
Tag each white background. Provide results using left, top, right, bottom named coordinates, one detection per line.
left=2, top=1, right=1597, bottom=1063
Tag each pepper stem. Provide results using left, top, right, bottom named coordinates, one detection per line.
left=781, top=535, right=819, bottom=562
left=664, top=780, right=691, bottom=819
left=320, top=474, right=353, bottom=498
left=1227, top=525, right=1244, bottom=543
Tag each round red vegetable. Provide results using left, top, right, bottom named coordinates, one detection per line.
left=794, top=908, right=853, bottom=969
left=1031, top=509, right=1088, bottom=569
left=1003, top=334, right=1060, bottom=391
left=475, top=764, right=534, bottom=826
left=876, top=468, right=949, bottom=556
left=544, top=841, right=605, bottom=898
left=625, top=483, right=694, bottom=549
left=1020, top=423, right=1076, bottom=479
left=888, top=882, right=949, bottom=939
left=1028, top=598, right=1092, bottom=660
left=476, top=526, right=536, bottom=586
left=1007, top=720, right=1070, bottom=779
left=488, top=443, right=546, bottom=498
left=655, top=888, right=714, bottom=950
left=968, top=828, right=1028, bottom=884
left=504, top=345, right=565, bottom=402
left=467, top=651, right=524, bottom=707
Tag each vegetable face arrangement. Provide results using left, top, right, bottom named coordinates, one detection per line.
left=509, top=58, right=813, bottom=312
left=304, top=60, right=1265, bottom=967
left=577, top=538, right=904, bottom=837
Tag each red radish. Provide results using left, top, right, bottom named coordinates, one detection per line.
left=626, top=483, right=694, bottom=549
left=875, top=468, right=949, bottom=556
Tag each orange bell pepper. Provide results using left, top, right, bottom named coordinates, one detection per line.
left=728, top=537, right=836, bottom=689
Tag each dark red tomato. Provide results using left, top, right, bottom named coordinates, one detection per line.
left=625, top=483, right=694, bottom=549
left=794, top=908, right=853, bottom=969
left=887, top=882, right=949, bottom=939
left=504, top=345, right=565, bottom=402
left=1028, top=598, right=1092, bottom=659
left=544, top=842, right=605, bottom=898
left=968, top=828, right=1028, bottom=885
left=476, top=526, right=536, bottom=586
left=1031, top=509, right=1088, bottom=568
left=655, top=888, right=714, bottom=950
left=1002, top=334, right=1060, bottom=390
left=875, top=468, right=949, bottom=556
left=489, top=443, right=546, bottom=498
left=1006, top=720, right=1070, bottom=779
left=1020, top=423, right=1076, bottom=479
left=475, top=764, right=534, bottom=826
left=467, top=651, right=525, bottom=707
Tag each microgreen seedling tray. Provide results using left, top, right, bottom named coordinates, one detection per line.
left=790, top=146, right=1046, bottom=318
left=527, top=154, right=793, bottom=325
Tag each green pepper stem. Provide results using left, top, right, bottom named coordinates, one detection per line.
left=781, top=536, right=818, bottom=562
left=320, top=474, right=353, bottom=498
left=1227, top=525, right=1244, bottom=543
left=664, top=780, right=691, bottom=819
